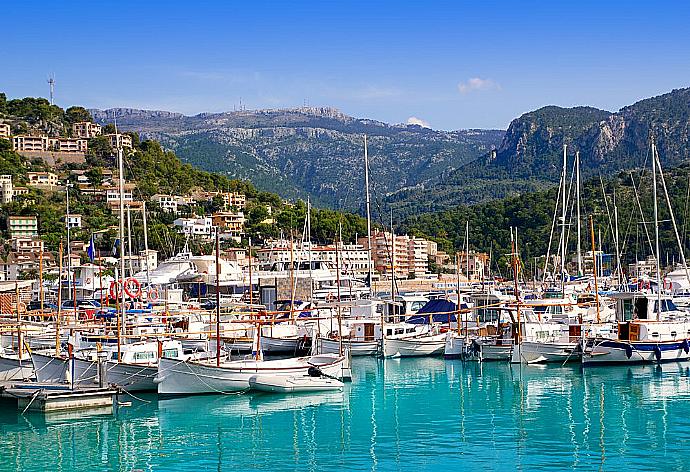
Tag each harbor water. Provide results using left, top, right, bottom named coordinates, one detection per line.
left=2, top=358, right=690, bottom=471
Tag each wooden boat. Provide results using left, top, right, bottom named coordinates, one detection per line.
left=382, top=332, right=446, bottom=358
left=249, top=374, right=343, bottom=393
left=314, top=336, right=380, bottom=356
left=156, top=353, right=348, bottom=396
left=0, top=348, right=33, bottom=381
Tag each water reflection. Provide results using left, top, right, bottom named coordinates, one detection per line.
left=2, top=359, right=690, bottom=470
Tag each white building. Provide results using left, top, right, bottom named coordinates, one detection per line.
left=0, top=123, right=10, bottom=138
left=66, top=214, right=82, bottom=229
left=173, top=216, right=214, bottom=238
left=72, top=121, right=102, bottom=139
left=0, top=175, right=13, bottom=204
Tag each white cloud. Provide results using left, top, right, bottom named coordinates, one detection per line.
left=457, top=77, right=501, bottom=94
left=406, top=116, right=431, bottom=128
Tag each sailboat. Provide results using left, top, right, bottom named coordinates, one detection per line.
left=583, top=139, right=690, bottom=365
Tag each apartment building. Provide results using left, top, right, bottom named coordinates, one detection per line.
left=26, top=172, right=59, bottom=189
left=104, top=133, right=133, bottom=149
left=359, top=232, right=430, bottom=278
left=8, top=216, right=38, bottom=238
left=72, top=121, right=102, bottom=139
left=0, top=123, right=10, bottom=138
left=12, top=135, right=49, bottom=152
left=11, top=237, right=44, bottom=254
left=0, top=175, right=12, bottom=204
left=212, top=211, right=246, bottom=235
left=48, top=138, right=88, bottom=153
left=173, top=216, right=214, bottom=238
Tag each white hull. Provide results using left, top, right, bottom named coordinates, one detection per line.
left=260, top=336, right=303, bottom=353
left=511, top=341, right=579, bottom=364
left=156, top=354, right=347, bottom=396
left=31, top=352, right=69, bottom=383
left=0, top=354, right=33, bottom=381
left=105, top=362, right=158, bottom=391
left=315, top=337, right=380, bottom=356
left=444, top=332, right=467, bottom=358
left=249, top=374, right=343, bottom=393
left=478, top=343, right=513, bottom=361
left=383, top=333, right=446, bottom=358
left=583, top=339, right=690, bottom=365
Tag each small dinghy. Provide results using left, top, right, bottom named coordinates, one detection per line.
left=249, top=367, right=344, bottom=393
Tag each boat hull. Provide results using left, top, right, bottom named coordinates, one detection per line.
left=444, top=333, right=467, bottom=359
left=31, top=352, right=69, bottom=383
left=260, top=336, right=304, bottom=353
left=156, top=354, right=347, bottom=396
left=105, top=362, right=158, bottom=392
left=383, top=333, right=446, bottom=358
left=0, top=354, right=33, bottom=381
left=249, top=374, right=343, bottom=393
left=511, top=341, right=579, bottom=364
left=583, top=339, right=690, bottom=366
left=478, top=343, right=513, bottom=362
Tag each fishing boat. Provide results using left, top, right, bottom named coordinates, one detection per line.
left=155, top=353, right=348, bottom=396
left=382, top=331, right=446, bottom=358
left=0, top=347, right=33, bottom=381
left=583, top=293, right=690, bottom=365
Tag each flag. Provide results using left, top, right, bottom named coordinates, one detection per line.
left=87, top=234, right=95, bottom=262
left=112, top=238, right=121, bottom=257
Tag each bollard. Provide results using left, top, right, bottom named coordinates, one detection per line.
left=97, top=350, right=108, bottom=388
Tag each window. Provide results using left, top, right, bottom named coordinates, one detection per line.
left=134, top=351, right=155, bottom=361
left=162, top=349, right=178, bottom=358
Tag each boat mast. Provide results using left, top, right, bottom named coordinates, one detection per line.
left=511, top=227, right=521, bottom=344
left=651, top=138, right=662, bottom=321
left=364, top=135, right=374, bottom=297
left=116, top=122, right=125, bottom=362
left=465, top=221, right=470, bottom=282
left=307, top=197, right=313, bottom=299
left=336, top=223, right=343, bottom=356
left=589, top=216, right=601, bottom=323
left=142, top=201, right=151, bottom=290
left=575, top=151, right=583, bottom=276
left=215, top=228, right=221, bottom=367
left=55, top=242, right=63, bottom=356
left=561, top=144, right=567, bottom=294
left=126, top=204, right=133, bottom=277
left=65, top=182, right=71, bottom=305
left=390, top=209, right=395, bottom=301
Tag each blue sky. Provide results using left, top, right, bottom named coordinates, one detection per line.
left=4, top=1, right=690, bottom=129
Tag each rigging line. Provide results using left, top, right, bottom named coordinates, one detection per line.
left=682, top=172, right=690, bottom=249
left=542, top=172, right=564, bottom=283
left=627, top=171, right=655, bottom=258
left=620, top=143, right=653, bottom=253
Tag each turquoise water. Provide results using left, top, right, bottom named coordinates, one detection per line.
left=2, top=358, right=690, bottom=471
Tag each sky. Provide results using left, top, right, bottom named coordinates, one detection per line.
left=4, top=0, right=690, bottom=130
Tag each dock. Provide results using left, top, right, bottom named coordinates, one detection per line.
left=0, top=382, right=119, bottom=413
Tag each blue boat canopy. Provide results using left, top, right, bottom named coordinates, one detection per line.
left=407, top=299, right=459, bottom=324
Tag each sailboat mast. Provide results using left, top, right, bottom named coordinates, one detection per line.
left=142, top=201, right=151, bottom=289
left=465, top=221, right=470, bottom=281
left=307, top=197, right=313, bottom=298
left=390, top=209, right=395, bottom=300
left=117, top=131, right=125, bottom=362
left=215, top=228, right=221, bottom=367
left=364, top=135, right=374, bottom=297
left=561, top=144, right=567, bottom=293
left=575, top=151, right=582, bottom=276
left=651, top=139, right=662, bottom=320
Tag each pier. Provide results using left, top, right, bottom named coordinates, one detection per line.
left=0, top=381, right=118, bottom=413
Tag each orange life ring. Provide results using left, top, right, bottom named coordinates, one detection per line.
left=86, top=277, right=92, bottom=285
left=124, top=278, right=142, bottom=299
left=109, top=280, right=121, bottom=300
left=148, top=287, right=159, bottom=301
